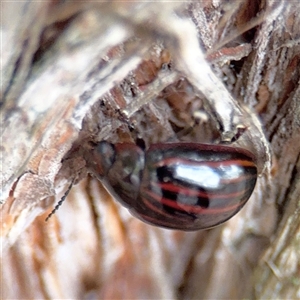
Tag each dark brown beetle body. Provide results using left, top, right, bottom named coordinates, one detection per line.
left=88, top=142, right=257, bottom=231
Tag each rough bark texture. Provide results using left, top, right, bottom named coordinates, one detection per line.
left=1, top=1, right=299, bottom=299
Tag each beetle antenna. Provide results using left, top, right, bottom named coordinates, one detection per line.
left=45, top=178, right=75, bottom=222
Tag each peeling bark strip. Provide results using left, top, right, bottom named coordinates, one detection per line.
left=1, top=1, right=300, bottom=299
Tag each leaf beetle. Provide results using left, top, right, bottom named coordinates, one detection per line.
left=86, top=141, right=257, bottom=231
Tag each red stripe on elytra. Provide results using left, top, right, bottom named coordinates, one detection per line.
left=138, top=210, right=183, bottom=229
left=154, top=157, right=256, bottom=169
left=150, top=181, right=249, bottom=200
left=152, top=168, right=257, bottom=193
left=141, top=196, right=169, bottom=217
left=143, top=189, right=247, bottom=215
left=140, top=195, right=185, bottom=220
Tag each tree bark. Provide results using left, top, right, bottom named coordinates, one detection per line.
left=1, top=1, right=299, bottom=299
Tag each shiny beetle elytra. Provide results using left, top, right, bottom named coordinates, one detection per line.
left=87, top=142, right=257, bottom=231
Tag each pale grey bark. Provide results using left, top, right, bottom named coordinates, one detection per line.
left=1, top=1, right=299, bottom=299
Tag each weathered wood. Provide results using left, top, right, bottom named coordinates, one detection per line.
left=1, top=1, right=299, bottom=299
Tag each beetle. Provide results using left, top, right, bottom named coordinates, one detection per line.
left=86, top=141, right=257, bottom=231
